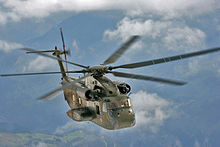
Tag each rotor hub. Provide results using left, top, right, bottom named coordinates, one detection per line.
left=88, top=65, right=109, bottom=77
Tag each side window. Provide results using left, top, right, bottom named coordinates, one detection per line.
left=103, top=103, right=107, bottom=112
left=96, top=105, right=100, bottom=115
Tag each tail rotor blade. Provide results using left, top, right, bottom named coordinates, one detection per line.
left=60, top=28, right=66, bottom=54
left=60, top=27, right=68, bottom=71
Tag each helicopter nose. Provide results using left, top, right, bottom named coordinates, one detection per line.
left=113, top=108, right=136, bottom=129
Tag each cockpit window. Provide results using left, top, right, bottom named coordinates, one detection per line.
left=106, top=99, right=131, bottom=109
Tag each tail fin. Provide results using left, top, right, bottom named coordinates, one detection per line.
left=54, top=46, right=68, bottom=78
left=26, top=46, right=68, bottom=78
left=26, top=28, right=70, bottom=79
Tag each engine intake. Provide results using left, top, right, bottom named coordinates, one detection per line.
left=85, top=90, right=99, bottom=100
left=117, top=83, right=131, bottom=94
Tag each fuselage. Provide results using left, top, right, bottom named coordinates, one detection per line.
left=63, top=76, right=136, bottom=130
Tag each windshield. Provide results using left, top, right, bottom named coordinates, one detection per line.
left=106, top=99, right=131, bottom=109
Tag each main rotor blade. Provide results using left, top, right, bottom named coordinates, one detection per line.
left=0, top=70, right=85, bottom=77
left=21, top=48, right=88, bottom=69
left=103, top=35, right=140, bottom=65
left=38, top=74, right=91, bottom=100
left=109, top=71, right=187, bottom=86
left=112, top=47, right=220, bottom=69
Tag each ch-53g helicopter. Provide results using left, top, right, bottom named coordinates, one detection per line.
left=1, top=28, right=220, bottom=130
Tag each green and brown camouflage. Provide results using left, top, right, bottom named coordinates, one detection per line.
left=64, top=75, right=135, bottom=130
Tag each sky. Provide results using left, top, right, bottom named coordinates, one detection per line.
left=0, top=0, right=220, bottom=146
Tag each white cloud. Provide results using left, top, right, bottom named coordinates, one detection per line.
left=131, top=90, right=173, bottom=132
left=0, top=40, right=23, bottom=53
left=163, top=27, right=206, bottom=51
left=0, top=0, right=219, bottom=24
left=27, top=56, right=57, bottom=71
left=186, top=58, right=201, bottom=76
left=175, top=139, right=183, bottom=147
left=194, top=140, right=201, bottom=147
left=0, top=11, right=8, bottom=25
left=72, top=40, right=80, bottom=54
left=104, top=17, right=170, bottom=40
left=54, top=121, right=96, bottom=135
left=217, top=26, right=220, bottom=31
left=104, top=17, right=206, bottom=56
left=54, top=121, right=75, bottom=135
left=70, top=40, right=86, bottom=60
left=218, top=68, right=220, bottom=75
left=33, top=142, right=48, bottom=147
left=175, top=55, right=220, bottom=77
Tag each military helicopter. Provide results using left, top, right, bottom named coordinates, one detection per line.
left=1, top=28, right=220, bottom=130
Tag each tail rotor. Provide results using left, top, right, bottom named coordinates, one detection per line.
left=60, top=27, right=69, bottom=71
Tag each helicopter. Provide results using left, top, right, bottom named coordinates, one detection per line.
left=1, top=28, right=220, bottom=130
